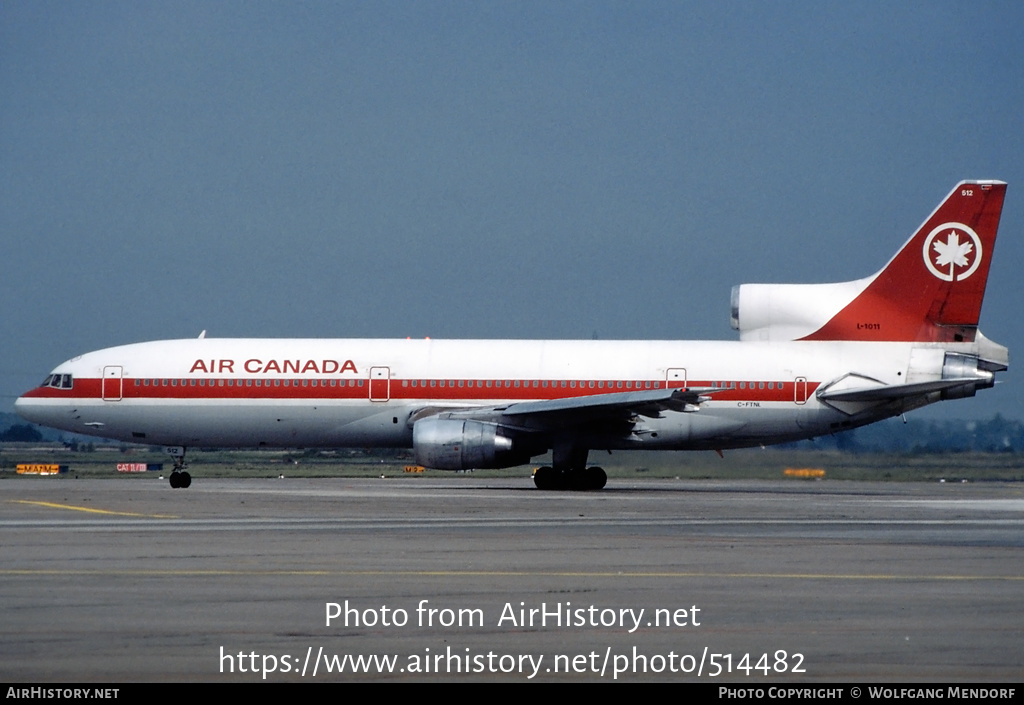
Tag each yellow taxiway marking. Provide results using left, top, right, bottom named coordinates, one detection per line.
left=7, top=500, right=178, bottom=519
left=0, top=569, right=1020, bottom=581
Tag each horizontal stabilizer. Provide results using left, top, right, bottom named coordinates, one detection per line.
left=816, top=378, right=986, bottom=402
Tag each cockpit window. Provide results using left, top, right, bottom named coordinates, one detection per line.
left=42, top=374, right=73, bottom=389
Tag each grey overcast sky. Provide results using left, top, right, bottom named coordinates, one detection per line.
left=2, top=1, right=1022, bottom=420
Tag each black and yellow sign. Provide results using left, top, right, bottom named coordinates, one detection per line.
left=16, top=464, right=69, bottom=475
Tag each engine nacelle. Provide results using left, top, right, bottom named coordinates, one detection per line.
left=731, top=279, right=871, bottom=342
left=413, top=417, right=529, bottom=470
left=940, top=352, right=994, bottom=400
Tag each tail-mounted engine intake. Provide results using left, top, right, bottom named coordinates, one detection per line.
left=413, top=417, right=529, bottom=470
left=730, top=280, right=870, bottom=342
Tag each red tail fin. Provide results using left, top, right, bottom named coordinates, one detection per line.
left=800, top=180, right=1006, bottom=343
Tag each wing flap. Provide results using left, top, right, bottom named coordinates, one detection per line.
left=502, top=387, right=714, bottom=418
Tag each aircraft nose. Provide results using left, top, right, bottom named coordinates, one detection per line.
left=14, top=392, right=48, bottom=426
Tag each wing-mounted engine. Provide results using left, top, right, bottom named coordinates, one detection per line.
left=413, top=417, right=532, bottom=470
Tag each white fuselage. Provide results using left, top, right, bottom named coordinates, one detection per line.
left=15, top=336, right=964, bottom=454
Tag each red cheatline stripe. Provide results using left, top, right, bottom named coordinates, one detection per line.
left=23, top=377, right=820, bottom=403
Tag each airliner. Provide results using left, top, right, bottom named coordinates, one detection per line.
left=16, top=181, right=1008, bottom=490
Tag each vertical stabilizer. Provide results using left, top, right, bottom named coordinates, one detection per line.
left=800, top=180, right=1006, bottom=342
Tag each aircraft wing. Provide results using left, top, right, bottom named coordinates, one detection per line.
left=501, top=387, right=712, bottom=418
left=414, top=387, right=717, bottom=434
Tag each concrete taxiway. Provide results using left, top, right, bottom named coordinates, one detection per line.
left=2, top=476, right=1022, bottom=681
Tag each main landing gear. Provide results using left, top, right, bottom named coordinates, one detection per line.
left=533, top=444, right=608, bottom=491
left=533, top=466, right=607, bottom=491
left=167, top=447, right=191, bottom=489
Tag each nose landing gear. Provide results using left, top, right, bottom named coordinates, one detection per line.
left=166, top=447, right=191, bottom=489
left=168, top=470, right=191, bottom=488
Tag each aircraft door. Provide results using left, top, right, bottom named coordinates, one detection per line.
left=369, top=366, right=390, bottom=402
left=666, top=368, right=687, bottom=389
left=102, top=366, right=123, bottom=401
left=794, top=376, right=807, bottom=404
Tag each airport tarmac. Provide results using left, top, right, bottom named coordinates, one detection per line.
left=2, top=475, right=1022, bottom=682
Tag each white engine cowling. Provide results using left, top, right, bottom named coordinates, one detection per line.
left=731, top=278, right=872, bottom=342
